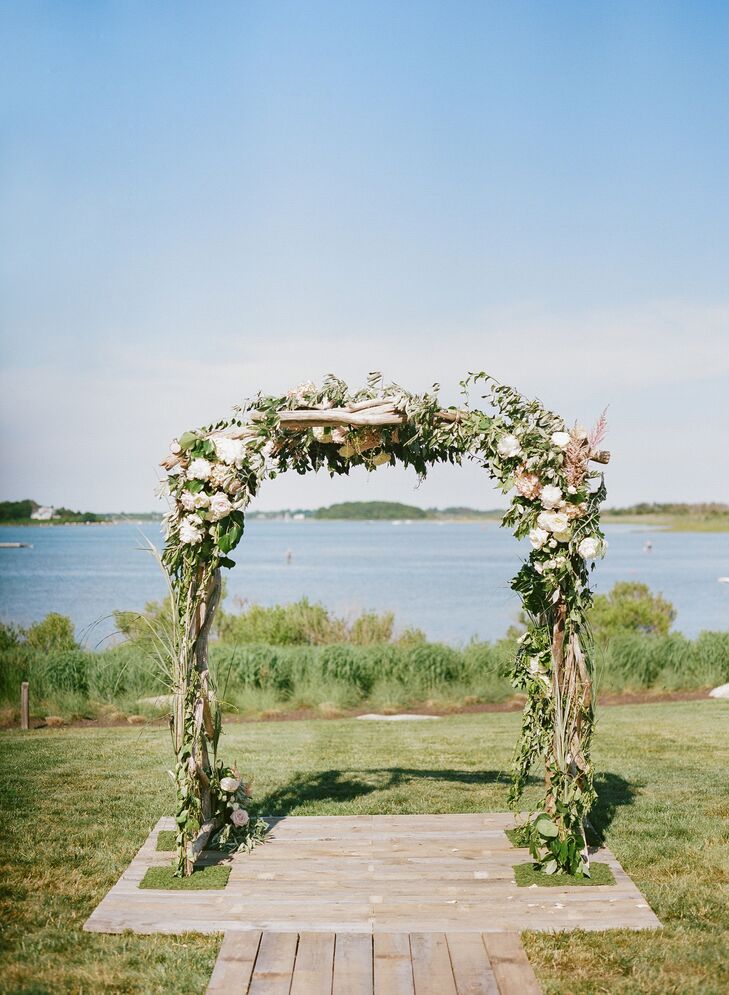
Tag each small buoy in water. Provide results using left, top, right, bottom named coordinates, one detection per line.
left=718, top=577, right=729, bottom=584
left=643, top=541, right=653, bottom=553
left=285, top=549, right=292, bottom=565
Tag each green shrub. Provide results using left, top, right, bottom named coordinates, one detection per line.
left=217, top=598, right=412, bottom=646
left=349, top=611, right=394, bottom=645
left=591, top=582, right=676, bottom=641
left=218, top=598, right=344, bottom=645
left=26, top=613, right=77, bottom=654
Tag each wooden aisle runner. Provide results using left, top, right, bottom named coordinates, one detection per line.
left=207, top=930, right=541, bottom=995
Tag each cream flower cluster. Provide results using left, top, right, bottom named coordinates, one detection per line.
left=167, top=438, right=264, bottom=546
left=496, top=427, right=604, bottom=566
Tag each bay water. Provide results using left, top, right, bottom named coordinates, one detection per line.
left=0, top=521, right=727, bottom=647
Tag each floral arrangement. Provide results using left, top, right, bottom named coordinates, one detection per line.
left=160, top=373, right=609, bottom=876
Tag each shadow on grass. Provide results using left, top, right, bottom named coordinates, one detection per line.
left=259, top=767, right=641, bottom=843
left=259, top=766, right=538, bottom=816
left=588, top=770, right=642, bottom=844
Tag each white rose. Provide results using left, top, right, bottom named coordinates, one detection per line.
left=179, top=516, right=203, bottom=545
left=529, top=527, right=549, bottom=549
left=213, top=437, right=247, bottom=466
left=208, top=491, right=233, bottom=521
left=540, top=485, right=563, bottom=510
left=528, top=657, right=541, bottom=674
left=578, top=536, right=606, bottom=559
left=170, top=441, right=181, bottom=455
left=181, top=490, right=210, bottom=511
left=497, top=434, right=521, bottom=459
left=537, top=510, right=570, bottom=534
left=551, top=431, right=571, bottom=449
left=220, top=776, right=240, bottom=793
left=188, top=458, right=212, bottom=481
left=553, top=529, right=572, bottom=543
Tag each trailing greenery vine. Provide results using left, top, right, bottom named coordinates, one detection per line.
left=161, top=373, right=608, bottom=876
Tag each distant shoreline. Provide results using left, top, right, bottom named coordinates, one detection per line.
left=2, top=498, right=728, bottom=532
left=0, top=517, right=163, bottom=528
left=2, top=515, right=728, bottom=533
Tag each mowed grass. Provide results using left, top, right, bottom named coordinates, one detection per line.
left=0, top=701, right=727, bottom=994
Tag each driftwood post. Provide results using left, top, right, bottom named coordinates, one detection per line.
left=20, top=681, right=29, bottom=731
left=171, top=567, right=223, bottom=875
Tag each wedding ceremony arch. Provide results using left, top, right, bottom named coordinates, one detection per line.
left=160, top=373, right=609, bottom=878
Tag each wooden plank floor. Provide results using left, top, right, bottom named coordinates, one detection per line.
left=84, top=813, right=661, bottom=935
left=207, top=930, right=541, bottom=995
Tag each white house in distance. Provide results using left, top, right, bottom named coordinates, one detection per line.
left=30, top=505, right=56, bottom=521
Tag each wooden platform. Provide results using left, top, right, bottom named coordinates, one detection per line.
left=206, top=930, right=542, bottom=994
left=84, top=813, right=660, bottom=935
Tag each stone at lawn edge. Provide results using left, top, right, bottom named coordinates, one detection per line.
left=709, top=683, right=729, bottom=699
left=356, top=713, right=440, bottom=721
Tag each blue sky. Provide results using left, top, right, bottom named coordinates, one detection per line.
left=1, top=1, right=728, bottom=511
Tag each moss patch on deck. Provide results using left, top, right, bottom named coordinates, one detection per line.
left=139, top=865, right=230, bottom=890
left=514, top=861, right=615, bottom=887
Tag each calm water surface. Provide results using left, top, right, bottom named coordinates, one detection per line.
left=0, top=521, right=727, bottom=646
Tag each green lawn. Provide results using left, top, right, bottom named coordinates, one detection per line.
left=1, top=701, right=728, bottom=994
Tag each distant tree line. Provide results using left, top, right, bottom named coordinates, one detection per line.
left=606, top=503, right=728, bottom=517
left=0, top=499, right=103, bottom=523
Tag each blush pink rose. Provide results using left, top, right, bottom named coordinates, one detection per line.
left=230, top=808, right=250, bottom=828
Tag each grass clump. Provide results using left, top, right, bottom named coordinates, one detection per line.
left=505, top=826, right=530, bottom=847
left=514, top=862, right=615, bottom=887
left=139, top=865, right=230, bottom=890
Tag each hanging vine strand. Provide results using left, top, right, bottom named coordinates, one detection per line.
left=160, top=373, right=609, bottom=877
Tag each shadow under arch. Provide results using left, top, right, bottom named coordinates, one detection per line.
left=259, top=766, right=640, bottom=843
left=259, top=766, right=537, bottom=816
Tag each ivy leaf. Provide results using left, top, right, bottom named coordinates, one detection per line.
left=218, top=522, right=243, bottom=554
left=178, top=431, right=197, bottom=451
left=535, top=816, right=559, bottom=838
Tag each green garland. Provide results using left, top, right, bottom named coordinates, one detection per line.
left=161, top=373, right=607, bottom=876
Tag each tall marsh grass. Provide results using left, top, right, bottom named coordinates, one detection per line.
left=1, top=590, right=728, bottom=722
